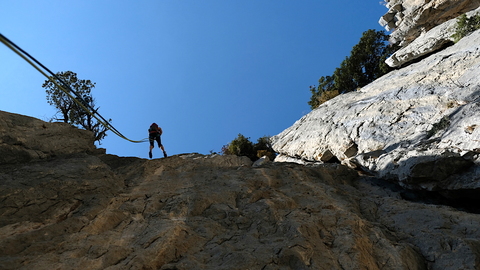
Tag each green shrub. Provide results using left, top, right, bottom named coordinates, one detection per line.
left=253, top=136, right=276, bottom=161
left=308, top=30, right=397, bottom=110
left=452, top=13, right=480, bottom=43
left=309, top=87, right=340, bottom=108
left=221, top=134, right=276, bottom=161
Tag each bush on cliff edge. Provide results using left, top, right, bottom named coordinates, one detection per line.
left=221, top=134, right=276, bottom=161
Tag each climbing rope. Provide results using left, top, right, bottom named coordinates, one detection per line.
left=0, top=33, right=148, bottom=143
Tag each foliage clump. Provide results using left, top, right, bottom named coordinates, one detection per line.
left=309, top=29, right=397, bottom=109
left=451, top=13, right=480, bottom=43
left=221, top=134, right=276, bottom=161
left=43, top=71, right=111, bottom=143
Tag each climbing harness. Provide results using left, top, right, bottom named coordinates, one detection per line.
left=0, top=33, right=148, bottom=143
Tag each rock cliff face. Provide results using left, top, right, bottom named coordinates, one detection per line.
left=385, top=6, right=480, bottom=67
left=380, top=0, right=480, bottom=67
left=3, top=2, right=480, bottom=269
left=0, top=111, right=99, bottom=164
left=272, top=1, right=480, bottom=198
left=2, top=110, right=480, bottom=269
left=380, top=0, right=480, bottom=46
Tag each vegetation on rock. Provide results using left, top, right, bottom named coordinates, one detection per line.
left=308, top=29, right=397, bottom=109
left=452, top=13, right=480, bottom=43
left=43, top=71, right=111, bottom=143
left=221, top=134, right=276, bottom=161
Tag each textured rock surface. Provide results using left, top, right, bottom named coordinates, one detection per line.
left=0, top=110, right=99, bottom=164
left=271, top=29, right=480, bottom=192
left=380, top=0, right=480, bottom=46
left=386, top=7, right=480, bottom=67
left=2, top=111, right=480, bottom=269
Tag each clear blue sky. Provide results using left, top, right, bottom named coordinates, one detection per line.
left=0, top=1, right=387, bottom=158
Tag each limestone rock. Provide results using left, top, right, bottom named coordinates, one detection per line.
left=386, top=7, right=480, bottom=67
left=380, top=0, right=480, bottom=46
left=2, top=112, right=480, bottom=269
left=271, top=29, right=480, bottom=192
